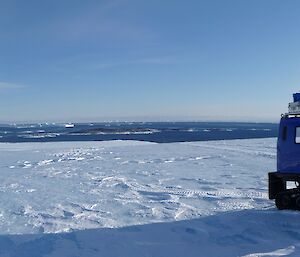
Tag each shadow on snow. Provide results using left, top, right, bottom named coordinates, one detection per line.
left=0, top=209, right=299, bottom=257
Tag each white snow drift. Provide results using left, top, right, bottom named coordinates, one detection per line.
left=0, top=138, right=298, bottom=257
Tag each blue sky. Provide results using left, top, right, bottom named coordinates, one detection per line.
left=0, top=0, right=300, bottom=123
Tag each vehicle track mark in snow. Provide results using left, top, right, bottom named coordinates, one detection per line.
left=186, top=141, right=276, bottom=159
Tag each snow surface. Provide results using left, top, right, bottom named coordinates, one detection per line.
left=0, top=138, right=298, bottom=256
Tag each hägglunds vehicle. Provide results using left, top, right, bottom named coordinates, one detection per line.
left=269, top=93, right=300, bottom=210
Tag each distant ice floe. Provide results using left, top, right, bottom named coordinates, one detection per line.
left=68, top=128, right=161, bottom=136
left=0, top=131, right=10, bottom=134
left=18, top=132, right=60, bottom=139
left=240, top=246, right=295, bottom=257
left=181, top=128, right=237, bottom=133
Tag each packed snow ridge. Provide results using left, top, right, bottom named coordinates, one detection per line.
left=0, top=138, right=298, bottom=256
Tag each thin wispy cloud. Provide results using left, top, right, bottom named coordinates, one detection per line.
left=92, top=57, right=177, bottom=70
left=0, top=82, right=24, bottom=90
left=135, top=57, right=176, bottom=65
left=53, top=54, right=177, bottom=72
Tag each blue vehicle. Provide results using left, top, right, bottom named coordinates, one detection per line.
left=269, top=93, right=300, bottom=210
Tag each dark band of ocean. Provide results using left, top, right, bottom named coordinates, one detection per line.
left=0, top=122, right=278, bottom=143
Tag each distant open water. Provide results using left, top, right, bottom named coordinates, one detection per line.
left=0, top=122, right=278, bottom=143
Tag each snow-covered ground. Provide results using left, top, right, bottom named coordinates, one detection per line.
left=0, top=138, right=298, bottom=256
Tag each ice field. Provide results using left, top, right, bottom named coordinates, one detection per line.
left=0, top=138, right=299, bottom=256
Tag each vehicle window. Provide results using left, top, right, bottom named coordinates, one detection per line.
left=296, top=127, right=300, bottom=143
left=282, top=126, right=287, bottom=141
